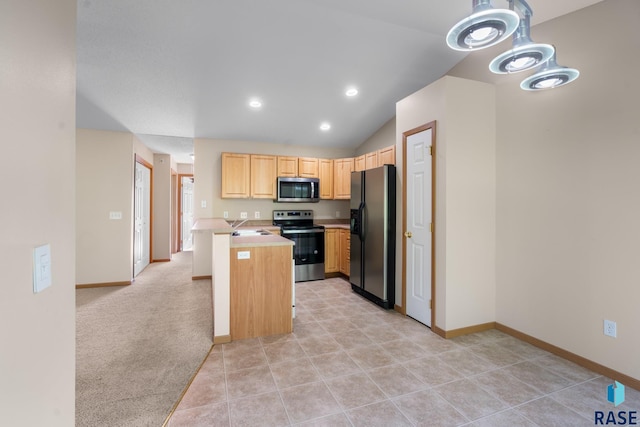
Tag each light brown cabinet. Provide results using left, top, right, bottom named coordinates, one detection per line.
left=339, top=228, right=350, bottom=276
left=319, top=159, right=334, bottom=200
left=365, top=152, right=378, bottom=169
left=333, top=158, right=354, bottom=200
left=221, top=153, right=251, bottom=198
left=277, top=156, right=298, bottom=177
left=354, top=155, right=365, bottom=172
left=377, top=145, right=396, bottom=166
left=250, top=155, right=277, bottom=198
left=230, top=245, right=293, bottom=340
left=324, top=229, right=339, bottom=273
left=298, top=157, right=319, bottom=178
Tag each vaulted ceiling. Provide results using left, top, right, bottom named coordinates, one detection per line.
left=76, top=0, right=603, bottom=163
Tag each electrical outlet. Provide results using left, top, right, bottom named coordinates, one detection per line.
left=223, top=211, right=228, bottom=219
left=240, top=212, right=247, bottom=219
left=201, top=200, right=207, bottom=208
left=254, top=211, right=260, bottom=219
left=604, top=319, right=617, bottom=338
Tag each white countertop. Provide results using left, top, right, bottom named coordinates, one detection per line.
left=191, top=218, right=233, bottom=234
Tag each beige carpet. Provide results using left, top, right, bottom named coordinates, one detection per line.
left=76, top=251, right=213, bottom=427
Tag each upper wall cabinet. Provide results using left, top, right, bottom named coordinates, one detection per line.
left=250, top=155, right=277, bottom=198
left=334, top=158, right=354, bottom=199
left=354, top=155, right=365, bottom=172
left=221, top=153, right=251, bottom=198
left=377, top=145, right=396, bottom=166
left=319, top=159, right=334, bottom=199
left=365, top=152, right=378, bottom=169
left=277, top=156, right=298, bottom=177
left=298, top=157, right=319, bottom=178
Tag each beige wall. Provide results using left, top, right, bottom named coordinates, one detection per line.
left=76, top=129, right=156, bottom=284
left=355, top=117, right=396, bottom=156
left=76, top=129, right=135, bottom=284
left=177, top=163, right=194, bottom=175
left=193, top=138, right=355, bottom=222
left=153, top=153, right=172, bottom=260
left=396, top=76, right=497, bottom=331
left=0, top=1, right=77, bottom=425
left=449, top=0, right=640, bottom=379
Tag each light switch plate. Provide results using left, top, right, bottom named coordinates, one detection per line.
left=237, top=251, right=250, bottom=260
left=223, top=211, right=229, bottom=219
left=109, top=211, right=122, bottom=220
left=240, top=212, right=247, bottom=219
left=33, top=244, right=52, bottom=293
left=201, top=200, right=207, bottom=208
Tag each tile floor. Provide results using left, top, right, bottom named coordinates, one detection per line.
left=168, top=277, right=638, bottom=426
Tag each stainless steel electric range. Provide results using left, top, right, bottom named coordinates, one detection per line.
left=273, top=210, right=325, bottom=282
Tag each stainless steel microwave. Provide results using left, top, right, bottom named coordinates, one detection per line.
left=277, top=177, right=320, bottom=203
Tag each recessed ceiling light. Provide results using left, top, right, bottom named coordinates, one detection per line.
left=320, top=122, right=331, bottom=131
left=345, top=87, right=358, bottom=97
left=248, top=98, right=262, bottom=109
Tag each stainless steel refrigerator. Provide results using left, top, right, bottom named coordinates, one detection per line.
left=350, top=164, right=396, bottom=309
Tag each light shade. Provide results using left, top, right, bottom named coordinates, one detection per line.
left=446, top=0, right=519, bottom=51
left=520, top=54, right=580, bottom=91
left=489, top=12, right=554, bottom=74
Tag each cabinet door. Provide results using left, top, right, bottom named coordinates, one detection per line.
left=250, top=155, right=277, bottom=198
left=277, top=156, right=298, bottom=177
left=354, top=155, right=365, bottom=172
left=319, top=159, right=334, bottom=199
left=365, top=152, right=378, bottom=170
left=298, top=157, right=319, bottom=178
left=230, top=245, right=292, bottom=339
left=377, top=145, right=396, bottom=166
left=324, top=229, right=339, bottom=273
left=333, top=158, right=354, bottom=200
left=339, top=229, right=350, bottom=276
left=221, top=153, right=250, bottom=198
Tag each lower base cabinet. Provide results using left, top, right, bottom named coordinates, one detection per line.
left=324, top=229, right=339, bottom=273
left=230, top=245, right=292, bottom=340
left=339, top=229, right=350, bottom=276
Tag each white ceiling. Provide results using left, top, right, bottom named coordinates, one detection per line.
left=76, top=0, right=603, bottom=164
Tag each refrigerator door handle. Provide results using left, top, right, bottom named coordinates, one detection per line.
left=359, top=202, right=366, bottom=241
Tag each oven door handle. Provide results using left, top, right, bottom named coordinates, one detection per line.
left=282, top=229, right=324, bottom=235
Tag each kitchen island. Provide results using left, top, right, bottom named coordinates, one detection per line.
left=191, top=218, right=293, bottom=344
left=230, top=234, right=294, bottom=340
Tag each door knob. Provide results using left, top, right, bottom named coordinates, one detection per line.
left=404, top=231, right=412, bottom=238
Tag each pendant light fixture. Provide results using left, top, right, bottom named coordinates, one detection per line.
left=520, top=52, right=580, bottom=90
left=488, top=2, right=554, bottom=74
left=446, top=0, right=519, bottom=51
left=446, top=0, right=580, bottom=91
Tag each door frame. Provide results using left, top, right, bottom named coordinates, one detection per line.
left=401, top=121, right=437, bottom=330
left=134, top=154, right=153, bottom=274
left=178, top=173, right=194, bottom=252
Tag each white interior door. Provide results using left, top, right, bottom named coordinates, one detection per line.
left=405, top=128, right=433, bottom=326
left=181, top=176, right=194, bottom=251
left=134, top=161, right=151, bottom=276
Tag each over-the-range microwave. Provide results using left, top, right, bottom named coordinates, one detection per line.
left=276, top=177, right=320, bottom=203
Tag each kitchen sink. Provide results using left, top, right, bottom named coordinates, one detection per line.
left=231, top=229, right=272, bottom=236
